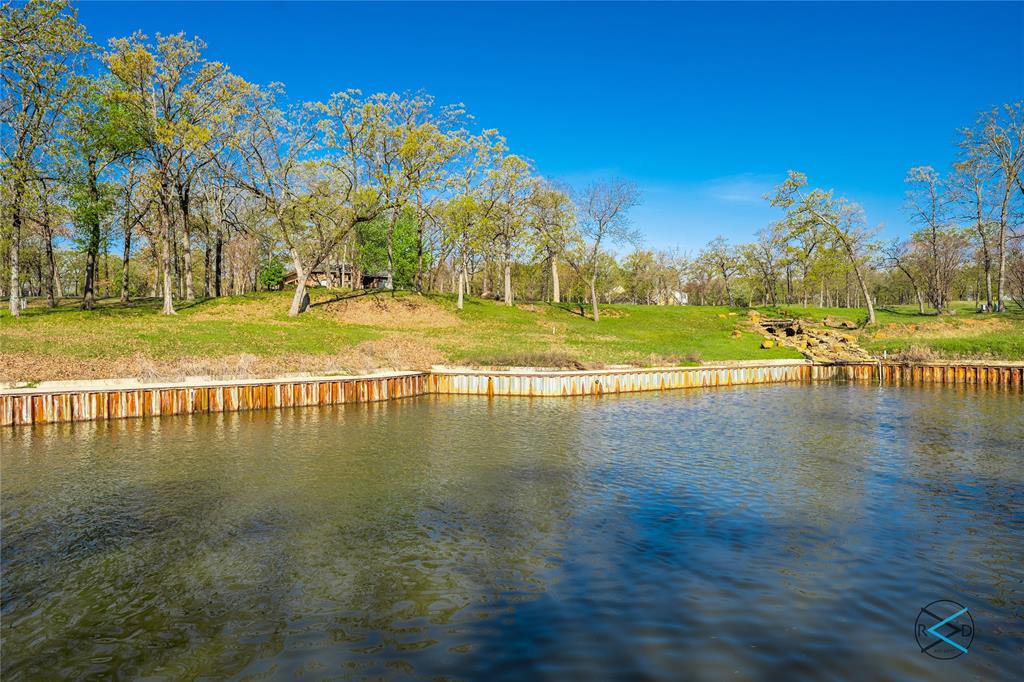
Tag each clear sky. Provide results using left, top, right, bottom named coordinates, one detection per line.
left=77, top=1, right=1024, bottom=253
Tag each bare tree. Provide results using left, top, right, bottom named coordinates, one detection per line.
left=702, top=236, right=740, bottom=306
left=573, top=179, right=640, bottom=321
left=771, top=172, right=879, bottom=325
left=880, top=239, right=926, bottom=314
left=905, top=166, right=962, bottom=312
left=952, top=151, right=999, bottom=309
left=966, top=103, right=1024, bottom=311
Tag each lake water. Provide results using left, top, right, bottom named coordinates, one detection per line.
left=2, top=384, right=1022, bottom=680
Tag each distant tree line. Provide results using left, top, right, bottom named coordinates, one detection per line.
left=3, top=1, right=1022, bottom=323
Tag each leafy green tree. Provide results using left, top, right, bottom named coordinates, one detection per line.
left=771, top=171, right=879, bottom=325
left=231, top=84, right=374, bottom=315
left=1, top=0, right=90, bottom=315
left=60, top=79, right=146, bottom=308
left=355, top=210, right=420, bottom=288
left=481, top=154, right=536, bottom=306
left=701, top=236, right=740, bottom=306
left=105, top=32, right=237, bottom=314
left=258, top=258, right=284, bottom=291
left=529, top=181, right=578, bottom=303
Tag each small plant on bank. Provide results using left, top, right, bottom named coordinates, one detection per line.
left=258, top=259, right=286, bottom=291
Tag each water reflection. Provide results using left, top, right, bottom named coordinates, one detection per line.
left=2, top=385, right=1021, bottom=680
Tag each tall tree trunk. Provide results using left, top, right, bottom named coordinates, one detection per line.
left=214, top=229, right=223, bottom=297
left=158, top=181, right=176, bottom=315
left=160, top=232, right=175, bottom=314
left=551, top=256, right=561, bottom=303
left=852, top=263, right=874, bottom=325
left=503, top=262, right=513, bottom=306
left=33, top=252, right=41, bottom=297
left=43, top=206, right=59, bottom=307
left=120, top=219, right=132, bottom=303
left=8, top=183, right=24, bottom=316
left=82, top=250, right=97, bottom=309
left=385, top=211, right=397, bottom=290
left=82, top=159, right=101, bottom=310
left=414, top=204, right=425, bottom=293
left=973, top=186, right=994, bottom=310
left=103, top=246, right=111, bottom=298
left=457, top=269, right=465, bottom=310
left=170, top=220, right=182, bottom=298
left=203, top=240, right=211, bottom=297
left=288, top=258, right=308, bottom=316
left=589, top=276, right=600, bottom=322
left=996, top=222, right=1006, bottom=312
left=178, top=186, right=195, bottom=301
left=149, top=243, right=159, bottom=298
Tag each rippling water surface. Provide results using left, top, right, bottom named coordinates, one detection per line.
left=2, top=384, right=1022, bottom=680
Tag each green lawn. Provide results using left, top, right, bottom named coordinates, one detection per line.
left=2, top=292, right=1020, bottom=383
left=0, top=290, right=799, bottom=382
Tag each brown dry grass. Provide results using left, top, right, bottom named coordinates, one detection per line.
left=888, top=345, right=943, bottom=363
left=333, top=337, right=446, bottom=373
left=640, top=351, right=704, bottom=366
left=463, top=350, right=598, bottom=370
left=318, top=295, right=460, bottom=329
left=0, top=351, right=275, bottom=383
left=0, top=338, right=448, bottom=384
left=869, top=317, right=1014, bottom=340
left=189, top=299, right=293, bottom=322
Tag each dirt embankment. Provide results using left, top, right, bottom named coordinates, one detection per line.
left=318, top=294, right=460, bottom=329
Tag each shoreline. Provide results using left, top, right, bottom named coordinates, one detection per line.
left=3, top=360, right=1021, bottom=427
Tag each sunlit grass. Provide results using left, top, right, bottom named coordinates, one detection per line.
left=3, top=292, right=1020, bottom=382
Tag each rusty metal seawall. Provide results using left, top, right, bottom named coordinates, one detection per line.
left=830, top=361, right=1024, bottom=387
left=1, top=373, right=430, bottom=427
left=4, top=360, right=1021, bottom=427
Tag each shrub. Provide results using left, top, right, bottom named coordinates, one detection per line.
left=258, top=259, right=285, bottom=291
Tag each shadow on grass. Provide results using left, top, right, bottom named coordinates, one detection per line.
left=539, top=301, right=591, bottom=319
left=308, top=288, right=395, bottom=308
left=9, top=296, right=219, bottom=319
left=876, top=306, right=940, bottom=317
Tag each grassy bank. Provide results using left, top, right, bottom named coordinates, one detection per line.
left=2, top=291, right=1021, bottom=383
left=763, top=302, right=1024, bottom=361
left=0, top=290, right=799, bottom=382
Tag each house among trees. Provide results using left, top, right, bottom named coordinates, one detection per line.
left=656, top=291, right=688, bottom=305
left=283, top=265, right=389, bottom=290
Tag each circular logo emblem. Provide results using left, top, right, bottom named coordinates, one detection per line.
left=916, top=600, right=974, bottom=659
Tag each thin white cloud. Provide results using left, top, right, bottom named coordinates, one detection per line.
left=701, top=174, right=779, bottom=205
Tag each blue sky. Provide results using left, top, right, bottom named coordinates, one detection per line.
left=77, top=1, right=1023, bottom=253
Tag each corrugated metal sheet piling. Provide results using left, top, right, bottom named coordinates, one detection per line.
left=2, top=360, right=1020, bottom=427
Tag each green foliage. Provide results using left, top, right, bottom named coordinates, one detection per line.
left=258, top=259, right=285, bottom=291
left=355, top=210, right=423, bottom=287
left=67, top=179, right=116, bottom=242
